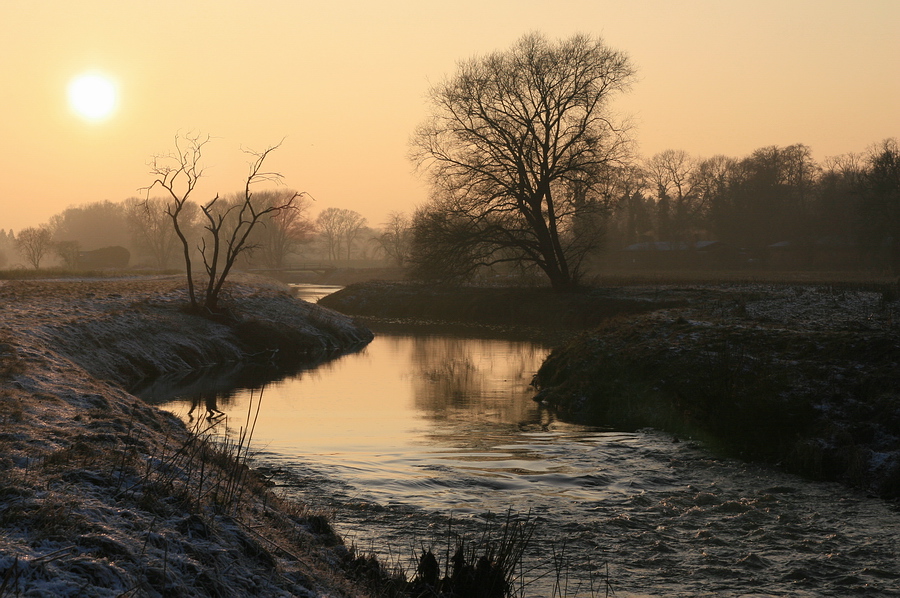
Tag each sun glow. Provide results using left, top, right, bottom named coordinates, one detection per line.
left=67, top=72, right=117, bottom=121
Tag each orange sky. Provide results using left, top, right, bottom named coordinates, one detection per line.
left=1, top=0, right=897, bottom=233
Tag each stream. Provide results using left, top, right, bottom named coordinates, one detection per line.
left=144, top=284, right=900, bottom=597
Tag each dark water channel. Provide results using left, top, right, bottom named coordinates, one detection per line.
left=146, top=284, right=900, bottom=597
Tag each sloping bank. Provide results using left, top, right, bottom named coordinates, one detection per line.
left=0, top=276, right=377, bottom=597
left=322, top=281, right=900, bottom=499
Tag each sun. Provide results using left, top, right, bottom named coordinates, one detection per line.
left=67, top=72, right=118, bottom=121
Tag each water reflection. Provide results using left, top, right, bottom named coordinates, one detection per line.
left=406, top=334, right=545, bottom=425
left=289, top=283, right=344, bottom=303
left=136, top=362, right=306, bottom=420
left=147, top=327, right=555, bottom=499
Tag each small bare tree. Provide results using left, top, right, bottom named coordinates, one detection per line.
left=15, top=226, right=54, bottom=269
left=316, top=207, right=367, bottom=261
left=54, top=240, right=81, bottom=270
left=145, top=132, right=299, bottom=313
left=375, top=211, right=412, bottom=266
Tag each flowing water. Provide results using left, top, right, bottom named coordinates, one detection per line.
left=145, top=284, right=900, bottom=597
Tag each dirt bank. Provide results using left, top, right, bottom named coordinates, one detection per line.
left=0, top=276, right=376, bottom=597
left=322, top=280, right=900, bottom=499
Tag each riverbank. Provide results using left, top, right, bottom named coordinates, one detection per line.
left=0, top=275, right=376, bottom=597
left=321, top=280, right=900, bottom=498
left=319, top=281, right=688, bottom=330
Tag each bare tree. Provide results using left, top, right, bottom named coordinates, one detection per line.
left=316, top=207, right=342, bottom=261
left=644, top=150, right=700, bottom=242
left=645, top=150, right=697, bottom=203
left=15, top=226, right=54, bottom=269
left=54, top=240, right=81, bottom=269
left=410, top=32, right=635, bottom=290
left=145, top=133, right=299, bottom=312
left=316, top=207, right=367, bottom=261
left=341, top=211, right=367, bottom=260
left=145, top=132, right=209, bottom=306
left=375, top=211, right=412, bottom=266
left=859, top=138, right=900, bottom=272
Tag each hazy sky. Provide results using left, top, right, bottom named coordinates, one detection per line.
left=1, top=0, right=897, bottom=233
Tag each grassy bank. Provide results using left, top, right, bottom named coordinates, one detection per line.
left=535, top=315, right=900, bottom=497
left=0, top=276, right=377, bottom=596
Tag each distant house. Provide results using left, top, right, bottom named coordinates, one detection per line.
left=694, top=240, right=742, bottom=268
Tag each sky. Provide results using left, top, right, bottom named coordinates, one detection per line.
left=1, top=0, right=897, bottom=233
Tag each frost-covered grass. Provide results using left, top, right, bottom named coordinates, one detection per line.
left=0, top=274, right=374, bottom=597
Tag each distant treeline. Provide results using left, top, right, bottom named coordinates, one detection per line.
left=602, top=139, right=900, bottom=272
left=2, top=139, right=897, bottom=276
left=0, top=194, right=399, bottom=271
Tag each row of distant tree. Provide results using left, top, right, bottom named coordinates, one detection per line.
left=0, top=197, right=405, bottom=271
left=603, top=140, right=900, bottom=261
left=3, top=135, right=895, bottom=275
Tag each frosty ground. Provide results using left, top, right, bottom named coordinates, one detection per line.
left=0, top=275, right=375, bottom=597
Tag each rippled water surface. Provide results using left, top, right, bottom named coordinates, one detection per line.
left=152, top=288, right=900, bottom=597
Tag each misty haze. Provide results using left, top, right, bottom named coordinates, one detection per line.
left=1, top=3, right=899, bottom=597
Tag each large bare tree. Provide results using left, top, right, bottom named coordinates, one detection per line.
left=410, top=32, right=635, bottom=289
left=145, top=133, right=299, bottom=312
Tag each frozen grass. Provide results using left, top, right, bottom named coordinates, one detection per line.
left=533, top=282, right=900, bottom=497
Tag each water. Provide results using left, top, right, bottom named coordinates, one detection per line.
left=291, top=283, right=345, bottom=303
left=148, top=287, right=900, bottom=597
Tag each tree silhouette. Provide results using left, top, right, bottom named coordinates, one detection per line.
left=146, top=133, right=300, bottom=312
left=410, top=32, right=635, bottom=290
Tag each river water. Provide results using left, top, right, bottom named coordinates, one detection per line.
left=147, top=284, right=900, bottom=597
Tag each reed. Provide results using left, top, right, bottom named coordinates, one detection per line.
left=350, top=510, right=617, bottom=597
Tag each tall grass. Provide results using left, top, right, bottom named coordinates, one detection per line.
left=114, top=386, right=266, bottom=516
left=349, top=510, right=617, bottom=598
